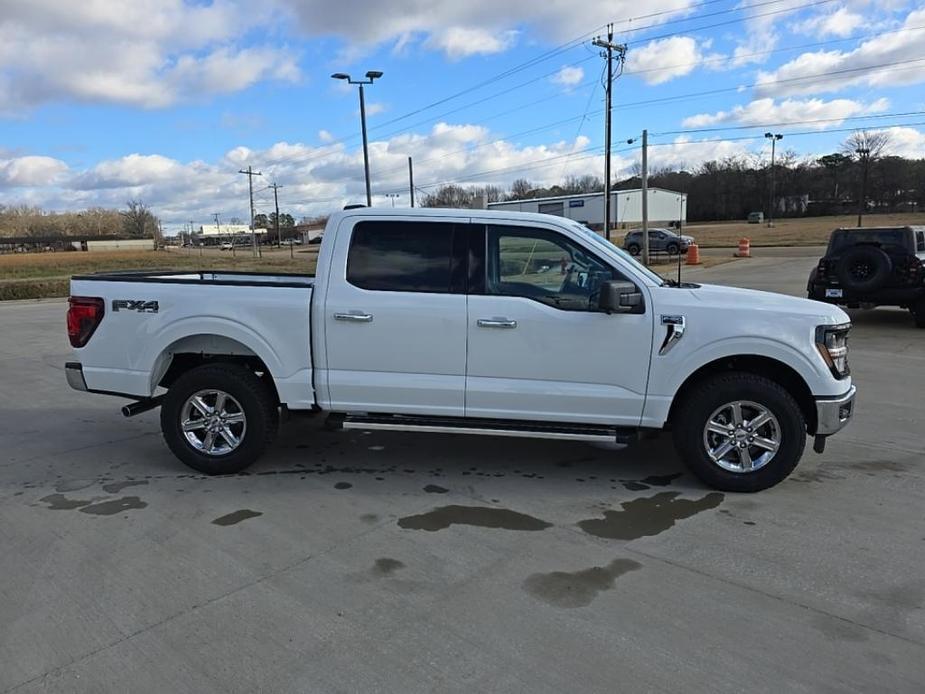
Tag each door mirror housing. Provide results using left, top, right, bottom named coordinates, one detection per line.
left=599, top=280, right=643, bottom=314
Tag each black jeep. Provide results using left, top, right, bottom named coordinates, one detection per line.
left=808, top=226, right=925, bottom=328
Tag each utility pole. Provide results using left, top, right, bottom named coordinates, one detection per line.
left=627, top=130, right=650, bottom=264
left=593, top=25, right=627, bottom=242
left=856, top=147, right=870, bottom=227
left=765, top=132, right=783, bottom=228
left=408, top=156, right=415, bottom=207
left=238, top=165, right=262, bottom=257
left=269, top=182, right=283, bottom=247
left=385, top=193, right=399, bottom=208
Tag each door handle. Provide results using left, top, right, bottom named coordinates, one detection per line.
left=477, top=318, right=517, bottom=329
left=334, top=312, right=373, bottom=323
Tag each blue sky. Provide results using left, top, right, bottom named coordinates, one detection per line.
left=1, top=0, right=924, bottom=229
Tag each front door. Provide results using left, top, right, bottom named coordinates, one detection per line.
left=324, top=217, right=469, bottom=416
left=465, top=223, right=653, bottom=426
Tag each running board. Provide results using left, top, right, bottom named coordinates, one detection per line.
left=339, top=413, right=636, bottom=444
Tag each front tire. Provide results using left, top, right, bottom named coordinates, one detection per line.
left=627, top=243, right=640, bottom=256
left=666, top=242, right=680, bottom=255
left=672, top=372, right=806, bottom=492
left=161, top=363, right=278, bottom=474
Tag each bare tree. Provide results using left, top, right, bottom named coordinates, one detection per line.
left=508, top=178, right=534, bottom=200
left=841, top=130, right=891, bottom=160
left=120, top=200, right=159, bottom=238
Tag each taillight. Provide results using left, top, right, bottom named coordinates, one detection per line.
left=816, top=259, right=830, bottom=279
left=67, top=296, right=105, bottom=348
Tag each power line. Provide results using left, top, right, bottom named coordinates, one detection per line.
left=653, top=110, right=925, bottom=137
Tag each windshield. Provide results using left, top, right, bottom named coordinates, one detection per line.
left=566, top=221, right=669, bottom=285
left=829, top=228, right=909, bottom=252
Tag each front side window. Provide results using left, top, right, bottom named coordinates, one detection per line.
left=486, top=225, right=617, bottom=311
left=347, top=221, right=455, bottom=292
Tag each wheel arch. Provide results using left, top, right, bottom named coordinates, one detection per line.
left=667, top=354, right=817, bottom=434
left=150, top=333, right=280, bottom=405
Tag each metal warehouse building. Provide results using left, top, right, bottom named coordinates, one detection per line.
left=486, top=188, right=687, bottom=229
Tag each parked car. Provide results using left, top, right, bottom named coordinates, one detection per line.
left=807, top=226, right=925, bottom=328
left=748, top=212, right=764, bottom=224
left=623, top=228, right=694, bottom=256
left=219, top=242, right=234, bottom=251
left=308, top=234, right=323, bottom=245
left=65, top=207, right=855, bottom=492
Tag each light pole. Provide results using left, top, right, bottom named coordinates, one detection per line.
left=332, top=70, right=383, bottom=207
left=385, top=193, right=399, bottom=208
left=855, top=147, right=870, bottom=227
left=765, top=132, right=783, bottom=228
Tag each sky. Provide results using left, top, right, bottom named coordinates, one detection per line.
left=1, top=0, right=924, bottom=232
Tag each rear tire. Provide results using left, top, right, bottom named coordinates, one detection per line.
left=627, top=243, right=640, bottom=256
left=161, top=363, right=278, bottom=475
left=672, top=372, right=806, bottom=492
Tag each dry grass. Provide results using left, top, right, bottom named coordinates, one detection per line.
left=0, top=249, right=316, bottom=301
left=678, top=212, right=925, bottom=248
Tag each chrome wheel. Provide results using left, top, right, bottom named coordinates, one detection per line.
left=180, top=389, right=246, bottom=456
left=702, top=400, right=781, bottom=473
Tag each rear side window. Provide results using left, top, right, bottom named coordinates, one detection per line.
left=916, top=231, right=925, bottom=252
left=347, top=221, right=455, bottom=292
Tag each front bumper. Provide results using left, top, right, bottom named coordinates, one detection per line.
left=65, top=362, right=88, bottom=391
left=815, top=386, right=856, bottom=436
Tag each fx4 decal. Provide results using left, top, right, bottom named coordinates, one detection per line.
left=113, top=299, right=159, bottom=313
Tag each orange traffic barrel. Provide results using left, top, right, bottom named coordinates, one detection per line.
left=686, top=243, right=702, bottom=265
left=736, top=238, right=751, bottom=257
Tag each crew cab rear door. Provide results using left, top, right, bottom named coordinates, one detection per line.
left=323, top=216, right=470, bottom=416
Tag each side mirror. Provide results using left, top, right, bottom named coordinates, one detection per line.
left=599, top=280, right=643, bottom=314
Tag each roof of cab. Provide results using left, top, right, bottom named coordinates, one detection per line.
left=328, top=205, right=582, bottom=228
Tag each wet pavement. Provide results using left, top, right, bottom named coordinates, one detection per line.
left=1, top=252, right=923, bottom=692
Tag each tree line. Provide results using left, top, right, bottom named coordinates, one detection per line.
left=421, top=131, right=925, bottom=222
left=0, top=200, right=160, bottom=239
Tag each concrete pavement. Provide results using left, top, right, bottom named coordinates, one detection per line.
left=1, top=254, right=923, bottom=693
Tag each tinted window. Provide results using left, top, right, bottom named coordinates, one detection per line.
left=916, top=231, right=925, bottom=252
left=829, top=229, right=908, bottom=253
left=486, top=225, right=617, bottom=311
left=347, top=221, right=455, bottom=292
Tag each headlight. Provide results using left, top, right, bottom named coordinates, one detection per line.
left=815, top=323, right=850, bottom=379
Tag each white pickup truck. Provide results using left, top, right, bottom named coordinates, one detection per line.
left=66, top=207, right=856, bottom=492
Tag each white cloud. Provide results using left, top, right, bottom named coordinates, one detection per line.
left=0, top=0, right=298, bottom=114
left=792, top=7, right=865, bottom=38
left=881, top=126, right=925, bottom=158
left=755, top=8, right=925, bottom=97
left=277, top=0, right=699, bottom=57
left=424, top=27, right=518, bottom=59
left=318, top=130, right=335, bottom=143
left=682, top=97, right=890, bottom=129
left=0, top=156, right=69, bottom=187
left=363, top=102, right=387, bottom=117
left=551, top=66, right=585, bottom=89
left=626, top=36, right=703, bottom=85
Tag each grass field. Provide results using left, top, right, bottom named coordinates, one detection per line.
left=674, top=212, right=925, bottom=248
left=0, top=248, right=317, bottom=301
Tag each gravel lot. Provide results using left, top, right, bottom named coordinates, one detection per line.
left=1, top=250, right=923, bottom=693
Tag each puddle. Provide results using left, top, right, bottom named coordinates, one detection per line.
left=620, top=481, right=650, bottom=492
left=371, top=558, right=404, bottom=577
left=334, top=482, right=353, bottom=490
left=398, top=505, right=553, bottom=532
left=79, top=496, right=147, bottom=515
left=578, top=492, right=724, bottom=540
left=212, top=509, right=263, bottom=526
left=523, top=558, right=642, bottom=608
left=423, top=484, right=449, bottom=494
left=38, top=494, right=147, bottom=515
left=101, top=480, right=149, bottom=494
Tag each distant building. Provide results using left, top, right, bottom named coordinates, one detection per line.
left=486, top=188, right=687, bottom=229
left=195, top=223, right=263, bottom=236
